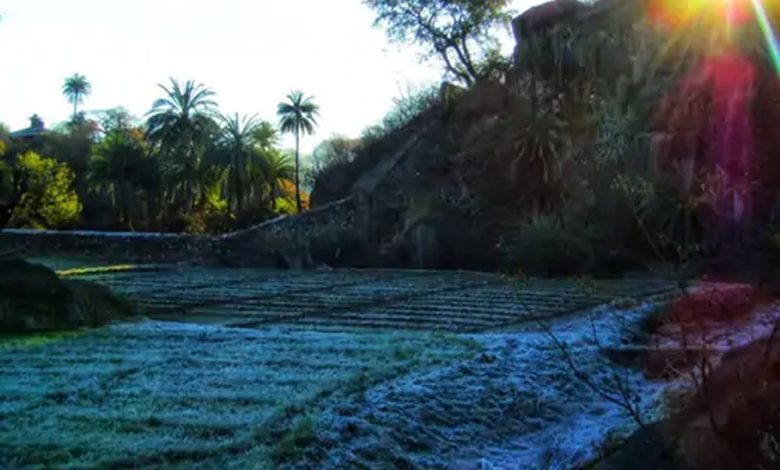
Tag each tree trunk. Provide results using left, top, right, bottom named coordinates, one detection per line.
left=295, top=131, right=302, bottom=213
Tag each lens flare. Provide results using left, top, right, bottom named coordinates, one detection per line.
left=750, top=0, right=780, bottom=75
left=648, top=0, right=751, bottom=28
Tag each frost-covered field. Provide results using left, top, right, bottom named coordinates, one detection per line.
left=1, top=260, right=681, bottom=469
left=46, top=260, right=673, bottom=332
left=0, top=322, right=476, bottom=468
left=267, top=301, right=674, bottom=470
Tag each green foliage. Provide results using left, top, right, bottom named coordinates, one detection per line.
left=0, top=132, right=7, bottom=158
left=507, top=214, right=594, bottom=277
left=277, top=90, right=320, bottom=213
left=383, top=83, right=438, bottom=132
left=0, top=330, right=84, bottom=349
left=364, top=0, right=510, bottom=85
left=305, top=134, right=360, bottom=189
left=0, top=158, right=20, bottom=230
left=0, top=161, right=12, bottom=203
left=10, top=152, right=82, bottom=229
left=89, top=127, right=152, bottom=230
left=0, top=259, right=129, bottom=333
left=62, top=73, right=92, bottom=117
left=147, top=79, right=218, bottom=213
left=6, top=73, right=319, bottom=233
left=181, top=167, right=233, bottom=234
left=360, top=83, right=439, bottom=145
left=96, top=107, right=137, bottom=134
left=215, top=113, right=266, bottom=215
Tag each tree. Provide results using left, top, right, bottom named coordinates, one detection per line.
left=217, top=113, right=264, bottom=214
left=0, top=161, right=25, bottom=230
left=62, top=74, right=92, bottom=118
left=364, top=0, right=510, bottom=86
left=252, top=120, right=280, bottom=152
left=259, top=149, right=295, bottom=209
left=0, top=133, right=21, bottom=229
left=88, top=126, right=149, bottom=230
left=146, top=79, right=218, bottom=214
left=96, top=107, right=136, bottom=135
left=10, top=152, right=82, bottom=229
left=277, top=91, right=319, bottom=213
left=0, top=124, right=8, bottom=161
left=306, top=135, right=360, bottom=189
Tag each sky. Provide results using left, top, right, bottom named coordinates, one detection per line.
left=0, top=0, right=544, bottom=153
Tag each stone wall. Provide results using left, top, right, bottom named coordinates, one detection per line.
left=0, top=198, right=360, bottom=267
left=220, top=197, right=357, bottom=245
left=0, top=228, right=216, bottom=262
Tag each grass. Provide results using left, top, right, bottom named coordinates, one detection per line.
left=56, top=264, right=144, bottom=277
left=271, top=414, right=318, bottom=461
left=0, top=330, right=84, bottom=348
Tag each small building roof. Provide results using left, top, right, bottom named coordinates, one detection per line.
left=9, top=115, right=46, bottom=140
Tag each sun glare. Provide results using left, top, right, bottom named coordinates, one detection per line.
left=647, top=0, right=780, bottom=75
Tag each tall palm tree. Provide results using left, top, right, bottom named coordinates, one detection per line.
left=277, top=91, right=319, bottom=213
left=146, top=79, right=217, bottom=213
left=62, top=74, right=92, bottom=118
left=217, top=113, right=263, bottom=214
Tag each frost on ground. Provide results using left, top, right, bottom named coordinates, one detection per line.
left=0, top=322, right=475, bottom=468
left=0, top=302, right=679, bottom=470
left=229, top=301, right=675, bottom=470
left=0, top=261, right=684, bottom=469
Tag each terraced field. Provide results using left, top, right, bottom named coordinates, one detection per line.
left=53, top=262, right=674, bottom=332
left=1, top=259, right=682, bottom=469
left=0, top=322, right=476, bottom=468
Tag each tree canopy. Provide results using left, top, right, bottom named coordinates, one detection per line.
left=11, top=152, right=82, bottom=229
left=364, top=0, right=511, bottom=85
left=62, top=74, right=92, bottom=117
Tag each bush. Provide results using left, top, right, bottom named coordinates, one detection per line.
left=360, top=83, right=439, bottom=146
left=10, top=152, right=82, bottom=229
left=0, top=259, right=130, bottom=332
left=507, top=214, right=594, bottom=277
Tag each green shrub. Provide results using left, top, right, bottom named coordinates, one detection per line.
left=507, top=214, right=594, bottom=277
left=0, top=259, right=129, bottom=332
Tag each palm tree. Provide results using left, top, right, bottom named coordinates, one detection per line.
left=217, top=113, right=263, bottom=214
left=253, top=120, right=279, bottom=152
left=259, top=149, right=295, bottom=209
left=146, top=79, right=217, bottom=213
left=88, top=129, right=147, bottom=229
left=62, top=74, right=92, bottom=118
left=277, top=91, right=319, bottom=213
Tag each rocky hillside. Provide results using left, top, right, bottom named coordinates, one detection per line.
left=294, top=0, right=780, bottom=274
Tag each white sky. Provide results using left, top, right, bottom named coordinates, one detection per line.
left=0, top=0, right=543, bottom=153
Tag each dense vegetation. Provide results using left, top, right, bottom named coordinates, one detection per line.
left=0, top=78, right=318, bottom=233
left=304, top=0, right=780, bottom=276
